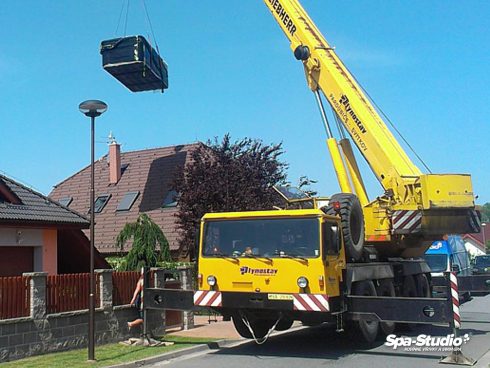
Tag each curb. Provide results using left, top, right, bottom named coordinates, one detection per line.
left=475, top=348, right=490, bottom=368
left=106, top=339, right=239, bottom=368
left=106, top=324, right=306, bottom=368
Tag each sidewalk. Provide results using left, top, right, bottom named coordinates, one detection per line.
left=167, top=315, right=242, bottom=340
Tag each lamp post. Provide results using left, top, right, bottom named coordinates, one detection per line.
left=79, top=100, right=108, bottom=361
left=483, top=223, right=487, bottom=251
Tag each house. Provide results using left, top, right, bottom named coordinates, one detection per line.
left=463, top=221, right=488, bottom=258
left=49, top=141, right=199, bottom=258
left=0, top=173, right=109, bottom=277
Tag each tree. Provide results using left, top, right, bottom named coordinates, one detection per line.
left=297, top=175, right=318, bottom=197
left=175, top=135, right=287, bottom=259
left=116, top=213, right=171, bottom=271
left=480, top=202, right=490, bottom=222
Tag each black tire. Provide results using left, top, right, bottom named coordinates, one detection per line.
left=398, top=275, right=418, bottom=331
left=414, top=274, right=431, bottom=298
left=375, top=279, right=396, bottom=336
left=351, top=280, right=379, bottom=343
left=324, top=193, right=364, bottom=261
left=231, top=314, right=252, bottom=338
left=402, top=275, right=417, bottom=297
left=231, top=314, right=273, bottom=339
left=275, top=317, right=294, bottom=331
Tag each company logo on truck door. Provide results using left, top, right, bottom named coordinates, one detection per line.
left=338, top=95, right=367, bottom=134
left=240, top=266, right=278, bottom=276
left=268, top=0, right=297, bottom=36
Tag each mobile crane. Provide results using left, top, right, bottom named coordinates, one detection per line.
left=104, top=0, right=487, bottom=344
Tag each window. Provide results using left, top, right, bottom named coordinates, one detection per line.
left=90, top=194, right=111, bottom=213
left=116, top=191, right=139, bottom=211
left=58, top=197, right=73, bottom=207
left=202, top=217, right=320, bottom=258
left=162, top=190, right=178, bottom=208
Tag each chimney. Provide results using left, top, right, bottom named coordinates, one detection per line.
left=108, top=133, right=121, bottom=184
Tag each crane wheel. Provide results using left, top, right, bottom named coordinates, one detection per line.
left=397, top=275, right=418, bottom=331
left=351, top=280, right=379, bottom=343
left=231, top=313, right=273, bottom=339
left=231, top=314, right=253, bottom=338
left=402, top=275, right=417, bottom=297
left=414, top=274, right=431, bottom=298
left=375, top=279, right=396, bottom=336
left=324, top=193, right=364, bottom=262
left=275, top=317, right=294, bottom=331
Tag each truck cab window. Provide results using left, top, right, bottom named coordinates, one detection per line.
left=323, top=221, right=341, bottom=256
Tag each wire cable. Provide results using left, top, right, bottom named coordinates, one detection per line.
left=124, top=0, right=130, bottom=37
left=114, top=0, right=127, bottom=36
left=342, top=62, right=432, bottom=173
left=141, top=0, right=160, bottom=52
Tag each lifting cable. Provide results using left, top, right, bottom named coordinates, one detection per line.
left=343, top=64, right=432, bottom=174
left=114, top=0, right=162, bottom=56
left=114, top=0, right=130, bottom=37
left=141, top=0, right=160, bottom=52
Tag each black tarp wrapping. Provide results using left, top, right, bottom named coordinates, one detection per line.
left=100, top=35, right=168, bottom=92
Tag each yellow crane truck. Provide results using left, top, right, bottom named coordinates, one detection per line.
left=110, top=0, right=488, bottom=343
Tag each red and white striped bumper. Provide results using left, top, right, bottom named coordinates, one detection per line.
left=194, top=290, right=222, bottom=307
left=392, top=210, right=422, bottom=234
left=193, top=291, right=331, bottom=313
left=293, top=293, right=329, bottom=312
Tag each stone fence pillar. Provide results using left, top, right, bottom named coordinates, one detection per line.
left=150, top=268, right=166, bottom=336
left=95, top=269, right=113, bottom=310
left=23, top=272, right=47, bottom=320
left=151, top=268, right=166, bottom=289
left=178, top=266, right=194, bottom=330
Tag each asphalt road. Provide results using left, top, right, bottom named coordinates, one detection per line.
left=152, top=294, right=490, bottom=368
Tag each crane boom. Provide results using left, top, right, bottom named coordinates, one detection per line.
left=264, top=0, right=421, bottom=184
left=263, top=0, right=480, bottom=255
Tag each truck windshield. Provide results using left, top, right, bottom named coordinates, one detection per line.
left=424, top=254, right=448, bottom=272
left=202, top=217, right=320, bottom=258
left=475, top=256, right=490, bottom=268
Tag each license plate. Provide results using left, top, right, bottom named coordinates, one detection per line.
left=268, top=294, right=293, bottom=301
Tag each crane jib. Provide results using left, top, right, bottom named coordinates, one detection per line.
left=338, top=95, right=367, bottom=134
left=268, top=0, right=297, bottom=36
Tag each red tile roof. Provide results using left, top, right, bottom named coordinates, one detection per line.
left=50, top=143, right=200, bottom=254
left=463, top=221, right=489, bottom=252
left=0, top=174, right=89, bottom=228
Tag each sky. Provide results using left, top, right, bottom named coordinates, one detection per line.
left=1, top=1, right=489, bottom=204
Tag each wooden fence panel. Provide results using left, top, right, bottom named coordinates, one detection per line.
left=112, top=271, right=139, bottom=306
left=0, top=276, right=30, bottom=319
left=46, top=273, right=100, bottom=314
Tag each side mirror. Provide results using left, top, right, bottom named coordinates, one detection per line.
left=451, top=264, right=461, bottom=274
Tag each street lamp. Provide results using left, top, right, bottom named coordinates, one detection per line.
left=79, top=100, right=108, bottom=362
left=483, top=223, right=487, bottom=251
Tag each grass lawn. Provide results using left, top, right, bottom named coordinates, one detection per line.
left=2, top=335, right=217, bottom=368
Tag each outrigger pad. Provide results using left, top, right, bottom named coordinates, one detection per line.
left=100, top=35, right=168, bottom=92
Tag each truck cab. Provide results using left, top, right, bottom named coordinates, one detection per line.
left=424, top=235, right=472, bottom=277
left=195, top=209, right=345, bottom=337
left=472, top=255, right=490, bottom=275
